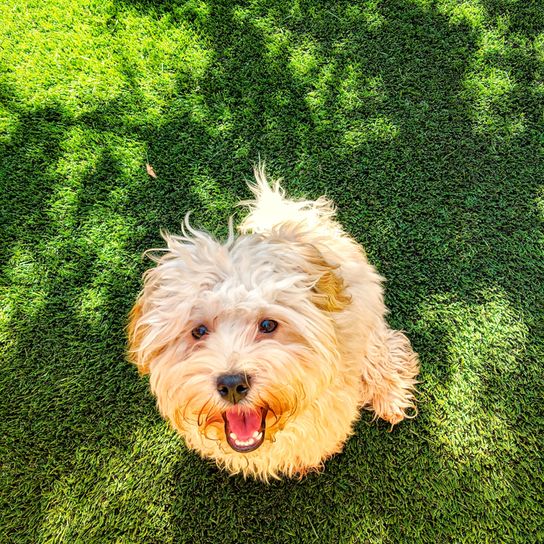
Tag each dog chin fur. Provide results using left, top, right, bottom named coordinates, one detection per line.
left=128, top=167, right=419, bottom=481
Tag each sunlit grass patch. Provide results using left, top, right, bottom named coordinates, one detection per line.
left=38, top=424, right=182, bottom=543
left=420, top=290, right=527, bottom=462
left=463, top=66, right=526, bottom=137
left=342, top=116, right=400, bottom=148
left=0, top=0, right=212, bottom=121
left=437, top=0, right=486, bottom=28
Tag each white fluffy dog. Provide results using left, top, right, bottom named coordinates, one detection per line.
left=128, top=167, right=419, bottom=480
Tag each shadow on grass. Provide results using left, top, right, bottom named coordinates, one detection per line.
left=1, top=0, right=542, bottom=542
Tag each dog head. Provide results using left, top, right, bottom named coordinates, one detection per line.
left=128, top=219, right=350, bottom=456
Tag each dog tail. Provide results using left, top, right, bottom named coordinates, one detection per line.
left=238, top=163, right=336, bottom=234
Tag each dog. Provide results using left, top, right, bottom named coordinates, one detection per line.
left=128, top=166, right=419, bottom=480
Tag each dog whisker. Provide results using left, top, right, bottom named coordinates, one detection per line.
left=197, top=397, right=216, bottom=428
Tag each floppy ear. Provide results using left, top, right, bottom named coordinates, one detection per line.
left=127, top=294, right=152, bottom=375
left=267, top=223, right=352, bottom=313
left=312, top=265, right=352, bottom=312
left=299, top=242, right=352, bottom=312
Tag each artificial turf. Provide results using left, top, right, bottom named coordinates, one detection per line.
left=1, top=0, right=543, bottom=542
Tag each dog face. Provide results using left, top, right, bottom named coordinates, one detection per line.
left=128, top=223, right=349, bottom=462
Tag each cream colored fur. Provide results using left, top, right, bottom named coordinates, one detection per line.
left=128, top=167, right=419, bottom=480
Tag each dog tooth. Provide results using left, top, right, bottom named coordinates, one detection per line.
left=230, top=433, right=237, bottom=440
left=248, top=438, right=255, bottom=445
left=255, top=432, right=262, bottom=440
left=252, top=431, right=260, bottom=438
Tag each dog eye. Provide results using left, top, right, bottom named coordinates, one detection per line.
left=259, top=319, right=278, bottom=333
left=192, top=325, right=209, bottom=339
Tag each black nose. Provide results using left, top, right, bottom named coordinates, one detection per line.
left=216, top=373, right=251, bottom=404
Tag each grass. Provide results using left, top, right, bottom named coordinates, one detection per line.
left=1, top=0, right=543, bottom=542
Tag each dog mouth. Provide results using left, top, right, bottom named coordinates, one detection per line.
left=222, top=406, right=267, bottom=453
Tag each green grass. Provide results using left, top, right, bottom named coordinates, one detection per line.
left=1, top=0, right=543, bottom=542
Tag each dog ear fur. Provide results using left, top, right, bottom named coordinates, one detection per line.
left=312, top=267, right=352, bottom=312
left=127, top=296, right=151, bottom=375
left=268, top=224, right=352, bottom=313
left=300, top=242, right=352, bottom=312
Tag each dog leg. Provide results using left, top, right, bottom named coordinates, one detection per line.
left=361, top=326, right=419, bottom=425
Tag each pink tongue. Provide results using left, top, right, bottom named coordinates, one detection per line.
left=225, top=407, right=262, bottom=440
